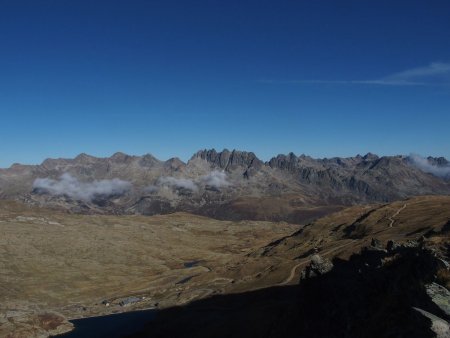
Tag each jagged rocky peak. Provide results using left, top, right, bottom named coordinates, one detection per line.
left=268, top=152, right=299, bottom=171
left=193, top=149, right=262, bottom=170
left=194, top=148, right=231, bottom=168
left=267, top=152, right=321, bottom=171
left=362, top=152, right=379, bottom=161
left=228, top=149, right=262, bottom=169
left=427, top=156, right=449, bottom=166
left=367, top=155, right=405, bottom=169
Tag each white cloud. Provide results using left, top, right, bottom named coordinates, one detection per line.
left=385, top=62, right=450, bottom=82
left=145, top=171, right=231, bottom=193
left=200, top=170, right=231, bottom=188
left=158, top=176, right=198, bottom=191
left=409, top=154, right=450, bottom=178
left=32, top=173, right=131, bottom=201
left=144, top=185, right=159, bottom=193
left=262, top=62, right=450, bottom=87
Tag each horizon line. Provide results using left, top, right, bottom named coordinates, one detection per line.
left=1, top=149, right=447, bottom=170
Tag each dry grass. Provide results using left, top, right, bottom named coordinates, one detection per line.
left=1, top=195, right=449, bottom=337
left=0, top=200, right=299, bottom=336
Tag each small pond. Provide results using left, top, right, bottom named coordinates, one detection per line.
left=58, top=309, right=156, bottom=338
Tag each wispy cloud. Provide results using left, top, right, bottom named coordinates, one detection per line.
left=145, top=171, right=232, bottom=194
left=262, top=62, right=450, bottom=87
left=408, top=154, right=450, bottom=179
left=158, top=176, right=198, bottom=191
left=200, top=170, right=231, bottom=188
left=33, top=173, right=132, bottom=201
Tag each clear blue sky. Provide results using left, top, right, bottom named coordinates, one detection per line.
left=1, top=0, right=450, bottom=167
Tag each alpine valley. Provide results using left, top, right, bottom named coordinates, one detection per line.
left=1, top=149, right=449, bottom=338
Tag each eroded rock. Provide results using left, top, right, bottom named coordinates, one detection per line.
left=301, top=254, right=334, bottom=279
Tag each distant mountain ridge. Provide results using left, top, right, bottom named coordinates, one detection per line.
left=0, top=149, right=449, bottom=223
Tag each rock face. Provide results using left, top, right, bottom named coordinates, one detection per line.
left=0, top=149, right=449, bottom=221
left=301, top=254, right=334, bottom=278
left=428, top=156, right=449, bottom=167
left=192, top=149, right=263, bottom=173
left=293, top=243, right=450, bottom=338
left=426, top=283, right=450, bottom=317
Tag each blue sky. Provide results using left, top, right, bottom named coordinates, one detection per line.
left=1, top=0, right=450, bottom=167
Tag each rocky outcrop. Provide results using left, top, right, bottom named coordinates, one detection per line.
left=267, top=152, right=450, bottom=200
left=267, top=152, right=300, bottom=172
left=128, top=241, right=450, bottom=338
left=301, top=254, right=334, bottom=278
left=192, top=149, right=263, bottom=174
left=302, top=241, right=450, bottom=336
left=428, top=157, right=449, bottom=167
left=426, top=283, right=450, bottom=316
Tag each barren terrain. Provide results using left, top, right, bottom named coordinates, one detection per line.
left=1, top=195, right=449, bottom=337
left=0, top=201, right=298, bottom=337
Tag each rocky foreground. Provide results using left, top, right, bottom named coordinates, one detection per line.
left=131, top=241, right=450, bottom=338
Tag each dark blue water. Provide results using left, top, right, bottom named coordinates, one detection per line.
left=183, top=260, right=202, bottom=268
left=59, top=309, right=156, bottom=338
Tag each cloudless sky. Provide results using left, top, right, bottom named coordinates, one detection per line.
left=1, top=0, right=450, bottom=167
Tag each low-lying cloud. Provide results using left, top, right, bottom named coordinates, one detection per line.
left=144, top=185, right=159, bottom=193
left=200, top=170, right=231, bottom=188
left=409, top=154, right=450, bottom=178
left=158, top=176, right=198, bottom=191
left=33, top=173, right=132, bottom=201
left=146, top=170, right=231, bottom=193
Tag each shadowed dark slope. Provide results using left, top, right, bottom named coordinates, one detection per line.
left=126, top=245, right=447, bottom=338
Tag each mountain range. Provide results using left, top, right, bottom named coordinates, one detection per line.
left=0, top=149, right=449, bottom=223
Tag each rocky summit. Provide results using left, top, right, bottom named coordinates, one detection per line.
left=0, top=149, right=449, bottom=224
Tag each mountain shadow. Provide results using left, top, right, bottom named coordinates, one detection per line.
left=125, top=246, right=447, bottom=338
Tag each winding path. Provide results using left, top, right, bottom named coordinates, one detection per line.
left=278, top=261, right=308, bottom=286
left=388, top=203, right=407, bottom=227
left=278, top=239, right=358, bottom=285
left=278, top=202, right=408, bottom=285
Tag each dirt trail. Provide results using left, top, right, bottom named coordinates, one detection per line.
left=279, top=202, right=408, bottom=285
left=279, top=240, right=358, bottom=285
left=388, top=203, right=407, bottom=227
